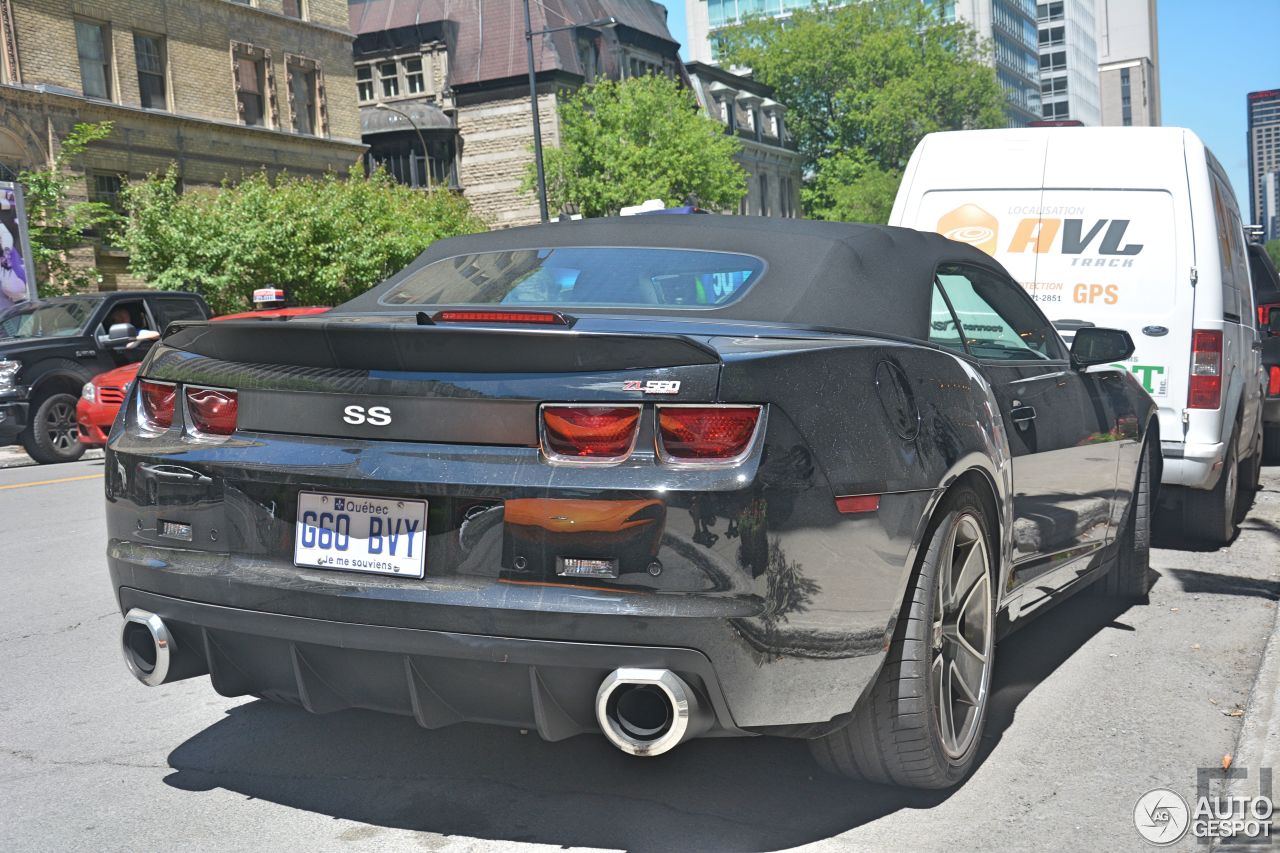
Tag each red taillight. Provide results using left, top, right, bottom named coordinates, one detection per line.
left=185, top=386, right=239, bottom=436
left=1188, top=329, right=1222, bottom=409
left=139, top=380, right=176, bottom=429
left=657, top=405, right=762, bottom=463
left=1259, top=303, right=1278, bottom=334
left=435, top=310, right=568, bottom=325
left=1269, top=366, right=1280, bottom=398
left=541, top=405, right=641, bottom=462
left=835, top=494, right=881, bottom=514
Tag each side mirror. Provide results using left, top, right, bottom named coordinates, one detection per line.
left=107, top=322, right=137, bottom=341
left=1071, top=327, right=1135, bottom=369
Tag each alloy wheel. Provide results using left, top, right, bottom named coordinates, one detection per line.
left=930, top=512, right=993, bottom=760
left=45, top=400, right=80, bottom=452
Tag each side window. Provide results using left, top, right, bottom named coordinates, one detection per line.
left=929, top=282, right=967, bottom=353
left=100, top=299, right=151, bottom=335
left=1210, top=176, right=1248, bottom=321
left=935, top=263, right=1065, bottom=361
left=151, top=298, right=206, bottom=331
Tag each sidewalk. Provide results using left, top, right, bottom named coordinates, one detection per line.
left=0, top=445, right=104, bottom=469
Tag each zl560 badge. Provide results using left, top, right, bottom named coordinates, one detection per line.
left=623, top=379, right=681, bottom=395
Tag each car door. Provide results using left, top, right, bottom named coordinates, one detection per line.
left=933, top=262, right=1124, bottom=603
left=149, top=296, right=209, bottom=334
left=97, top=298, right=159, bottom=366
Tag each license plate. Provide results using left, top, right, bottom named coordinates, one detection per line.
left=294, top=491, right=427, bottom=577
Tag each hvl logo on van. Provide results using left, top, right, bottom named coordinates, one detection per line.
left=936, top=205, right=1145, bottom=262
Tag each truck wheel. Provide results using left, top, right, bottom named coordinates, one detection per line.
left=1097, top=439, right=1152, bottom=600
left=21, top=392, right=85, bottom=464
left=1266, top=425, right=1280, bottom=465
left=1182, top=439, right=1237, bottom=545
left=810, top=486, right=995, bottom=789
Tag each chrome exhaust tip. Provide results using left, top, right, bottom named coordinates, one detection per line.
left=595, top=668, right=707, bottom=757
left=121, top=608, right=174, bottom=687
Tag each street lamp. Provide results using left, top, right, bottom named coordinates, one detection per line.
left=374, top=102, right=431, bottom=189
left=523, top=3, right=616, bottom=222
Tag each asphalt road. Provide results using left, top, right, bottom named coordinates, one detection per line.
left=1, top=454, right=1277, bottom=853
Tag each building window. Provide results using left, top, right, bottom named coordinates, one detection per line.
left=1036, top=2, right=1063, bottom=22
left=75, top=20, right=112, bottom=100
left=356, top=64, right=373, bottom=101
left=1043, top=100, right=1070, bottom=120
left=233, top=45, right=273, bottom=128
left=282, top=0, right=305, bottom=18
left=1120, top=67, right=1133, bottom=126
left=134, top=34, right=167, bottom=110
left=89, top=173, right=124, bottom=244
left=1040, top=76, right=1067, bottom=97
left=1038, top=50, right=1066, bottom=72
left=404, top=58, right=425, bottom=94
left=379, top=61, right=399, bottom=97
left=288, top=61, right=318, bottom=135
left=758, top=173, right=769, bottom=217
left=1038, top=26, right=1065, bottom=47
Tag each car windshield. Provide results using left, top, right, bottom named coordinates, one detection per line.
left=379, top=247, right=765, bottom=309
left=0, top=299, right=97, bottom=339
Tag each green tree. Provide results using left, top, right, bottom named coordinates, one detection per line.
left=18, top=121, right=120, bottom=294
left=120, top=168, right=485, bottom=313
left=529, top=74, right=747, bottom=217
left=1267, top=239, right=1280, bottom=270
left=717, top=0, right=1006, bottom=222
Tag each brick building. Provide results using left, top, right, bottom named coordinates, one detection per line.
left=349, top=0, right=687, bottom=228
left=0, top=0, right=364, bottom=287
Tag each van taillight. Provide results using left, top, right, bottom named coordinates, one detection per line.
left=185, top=386, right=239, bottom=436
left=139, top=380, right=177, bottom=430
left=657, top=405, right=762, bottom=463
left=1269, top=366, right=1280, bottom=398
left=1188, top=329, right=1222, bottom=410
left=541, top=405, right=641, bottom=462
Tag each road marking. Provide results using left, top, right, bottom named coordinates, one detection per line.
left=0, top=473, right=103, bottom=490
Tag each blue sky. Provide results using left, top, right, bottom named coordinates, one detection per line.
left=655, top=0, right=1278, bottom=217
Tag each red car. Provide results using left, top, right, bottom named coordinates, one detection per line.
left=77, top=306, right=328, bottom=446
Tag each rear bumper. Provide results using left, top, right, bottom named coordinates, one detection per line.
left=1159, top=439, right=1226, bottom=490
left=117, top=587, right=747, bottom=741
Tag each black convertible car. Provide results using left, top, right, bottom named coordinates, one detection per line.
left=106, top=217, right=1156, bottom=789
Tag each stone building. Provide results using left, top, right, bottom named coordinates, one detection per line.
left=350, top=0, right=682, bottom=228
left=685, top=62, right=801, bottom=218
left=0, top=0, right=364, bottom=287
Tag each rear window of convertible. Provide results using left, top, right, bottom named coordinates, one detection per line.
left=379, top=247, right=766, bottom=309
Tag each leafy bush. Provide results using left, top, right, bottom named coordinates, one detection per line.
left=120, top=168, right=485, bottom=313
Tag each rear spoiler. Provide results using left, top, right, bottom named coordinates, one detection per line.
left=159, top=319, right=721, bottom=373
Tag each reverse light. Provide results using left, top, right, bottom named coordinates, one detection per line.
left=435, top=310, right=569, bottom=325
left=657, top=405, right=762, bottom=464
left=1269, top=366, right=1280, bottom=398
left=1188, top=329, right=1222, bottom=410
left=541, top=405, right=642, bottom=462
left=139, top=380, right=177, bottom=430
left=185, top=385, right=239, bottom=436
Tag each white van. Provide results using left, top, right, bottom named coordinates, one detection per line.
left=891, top=127, right=1265, bottom=543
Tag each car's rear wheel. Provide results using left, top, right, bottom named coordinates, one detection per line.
left=1097, top=438, right=1152, bottom=600
left=1182, top=437, right=1238, bottom=545
left=810, top=486, right=995, bottom=789
left=21, top=392, right=85, bottom=465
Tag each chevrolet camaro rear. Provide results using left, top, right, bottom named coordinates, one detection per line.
left=106, top=217, right=1156, bottom=788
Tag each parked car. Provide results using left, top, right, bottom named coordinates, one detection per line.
left=106, top=217, right=1156, bottom=789
left=1249, top=245, right=1280, bottom=460
left=1250, top=243, right=1280, bottom=337
left=0, top=291, right=210, bottom=463
left=891, top=126, right=1264, bottom=543
left=77, top=306, right=328, bottom=447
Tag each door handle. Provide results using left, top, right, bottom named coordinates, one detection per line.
left=1010, top=405, right=1037, bottom=426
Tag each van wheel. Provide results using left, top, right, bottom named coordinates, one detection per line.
left=1182, top=440, right=1237, bottom=545
left=1097, top=439, right=1152, bottom=600
left=809, top=486, right=995, bottom=789
left=20, top=392, right=85, bottom=465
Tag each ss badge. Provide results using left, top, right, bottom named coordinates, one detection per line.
left=623, top=379, right=681, bottom=395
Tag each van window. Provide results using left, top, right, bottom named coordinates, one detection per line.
left=1210, top=174, right=1249, bottom=322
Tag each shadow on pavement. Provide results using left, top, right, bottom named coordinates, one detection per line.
left=1166, top=568, right=1280, bottom=601
left=161, top=591, right=1140, bottom=851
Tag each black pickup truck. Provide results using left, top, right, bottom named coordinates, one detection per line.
left=0, top=290, right=210, bottom=463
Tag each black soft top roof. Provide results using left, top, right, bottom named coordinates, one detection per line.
left=337, top=216, right=997, bottom=340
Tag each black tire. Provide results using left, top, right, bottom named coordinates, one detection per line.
left=1181, top=437, right=1237, bottom=545
left=1098, top=439, right=1152, bottom=600
left=809, top=486, right=996, bottom=789
left=20, top=392, right=85, bottom=465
